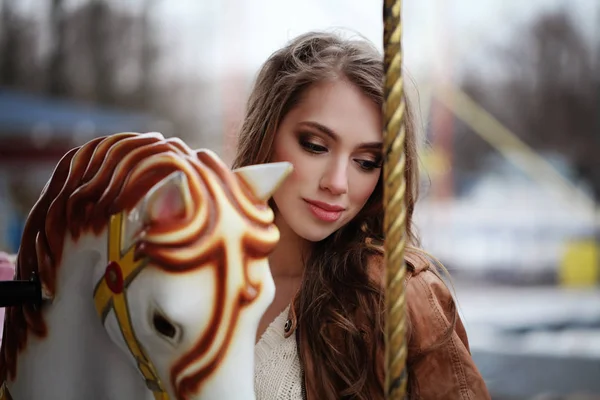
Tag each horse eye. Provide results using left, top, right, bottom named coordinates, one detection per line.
left=152, top=312, right=176, bottom=339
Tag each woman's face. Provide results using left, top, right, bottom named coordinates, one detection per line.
left=271, top=79, right=382, bottom=242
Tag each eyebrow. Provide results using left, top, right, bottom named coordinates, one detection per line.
left=298, top=121, right=383, bottom=150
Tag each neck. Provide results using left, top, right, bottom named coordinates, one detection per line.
left=269, top=213, right=308, bottom=278
left=3, top=236, right=149, bottom=400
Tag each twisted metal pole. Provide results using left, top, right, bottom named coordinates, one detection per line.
left=383, top=0, right=408, bottom=398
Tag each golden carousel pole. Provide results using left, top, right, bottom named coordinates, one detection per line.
left=383, top=0, right=408, bottom=398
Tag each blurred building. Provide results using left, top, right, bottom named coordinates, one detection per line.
left=0, top=88, right=158, bottom=253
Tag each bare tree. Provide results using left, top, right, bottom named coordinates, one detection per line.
left=47, top=0, right=68, bottom=96
left=0, top=0, right=41, bottom=90
left=1, top=0, right=21, bottom=86
left=88, top=0, right=115, bottom=104
left=0, top=0, right=217, bottom=147
left=454, top=8, right=600, bottom=198
left=60, top=0, right=143, bottom=107
left=137, top=0, right=159, bottom=109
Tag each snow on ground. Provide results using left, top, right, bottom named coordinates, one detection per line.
left=455, top=283, right=600, bottom=358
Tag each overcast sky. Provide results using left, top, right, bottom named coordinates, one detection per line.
left=149, top=0, right=597, bottom=83
left=16, top=0, right=597, bottom=84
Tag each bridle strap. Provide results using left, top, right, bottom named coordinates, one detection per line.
left=93, top=212, right=169, bottom=400
left=0, top=382, right=13, bottom=400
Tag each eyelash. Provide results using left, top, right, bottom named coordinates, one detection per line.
left=299, top=138, right=328, bottom=154
left=356, top=159, right=382, bottom=171
left=299, top=138, right=382, bottom=172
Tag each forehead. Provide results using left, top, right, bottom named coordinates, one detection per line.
left=285, top=79, right=382, bottom=144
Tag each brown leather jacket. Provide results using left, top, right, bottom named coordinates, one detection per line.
left=284, top=250, right=491, bottom=400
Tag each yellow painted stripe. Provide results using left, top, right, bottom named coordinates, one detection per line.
left=112, top=294, right=147, bottom=369
left=92, top=211, right=169, bottom=398
left=154, top=391, right=170, bottom=400
left=0, top=382, right=12, bottom=400
left=109, top=214, right=122, bottom=262
left=93, top=278, right=113, bottom=322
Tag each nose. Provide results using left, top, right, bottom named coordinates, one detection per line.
left=319, top=159, right=348, bottom=195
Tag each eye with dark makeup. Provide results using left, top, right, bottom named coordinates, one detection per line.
left=298, top=133, right=328, bottom=154
left=297, top=131, right=382, bottom=172
left=355, top=158, right=382, bottom=171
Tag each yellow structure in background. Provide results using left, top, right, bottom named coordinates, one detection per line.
left=420, top=147, right=450, bottom=177
left=431, top=84, right=599, bottom=288
left=560, top=239, right=599, bottom=287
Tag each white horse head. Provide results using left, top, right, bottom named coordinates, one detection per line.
left=0, top=132, right=292, bottom=400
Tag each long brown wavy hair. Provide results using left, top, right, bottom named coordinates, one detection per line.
left=232, top=31, right=422, bottom=399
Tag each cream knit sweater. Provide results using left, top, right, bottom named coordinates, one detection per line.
left=254, top=305, right=304, bottom=399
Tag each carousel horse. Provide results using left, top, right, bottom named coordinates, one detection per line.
left=0, top=132, right=292, bottom=400
left=0, top=253, right=16, bottom=344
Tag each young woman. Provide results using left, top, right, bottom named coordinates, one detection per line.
left=233, top=31, right=491, bottom=399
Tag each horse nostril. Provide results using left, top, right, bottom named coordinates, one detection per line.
left=152, top=312, right=176, bottom=339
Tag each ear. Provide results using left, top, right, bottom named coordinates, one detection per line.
left=233, top=162, right=293, bottom=202
left=144, top=171, right=191, bottom=223
left=121, top=171, right=191, bottom=253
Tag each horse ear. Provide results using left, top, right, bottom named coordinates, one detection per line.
left=121, top=171, right=191, bottom=253
left=233, top=162, right=293, bottom=202
left=144, top=171, right=191, bottom=224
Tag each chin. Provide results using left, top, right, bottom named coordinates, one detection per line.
left=300, top=231, right=331, bottom=243
left=293, top=221, right=338, bottom=243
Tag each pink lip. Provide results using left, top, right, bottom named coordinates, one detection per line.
left=303, top=199, right=346, bottom=222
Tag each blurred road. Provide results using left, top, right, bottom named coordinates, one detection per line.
left=454, top=282, right=600, bottom=399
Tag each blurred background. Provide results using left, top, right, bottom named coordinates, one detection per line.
left=0, top=0, right=598, bottom=398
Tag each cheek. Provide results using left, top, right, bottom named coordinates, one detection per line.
left=272, top=141, right=317, bottom=189
left=349, top=171, right=380, bottom=208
